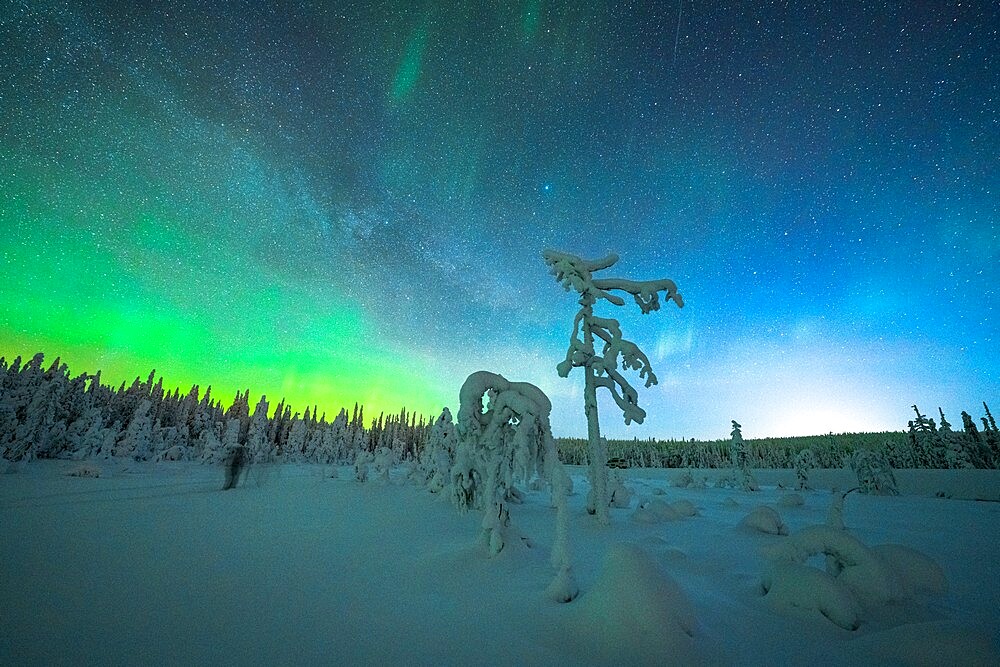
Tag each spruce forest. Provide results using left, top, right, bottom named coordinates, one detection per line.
left=2, top=352, right=998, bottom=471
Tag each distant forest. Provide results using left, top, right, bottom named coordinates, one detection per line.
left=2, top=353, right=997, bottom=469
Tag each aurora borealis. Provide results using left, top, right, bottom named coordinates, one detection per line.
left=1, top=1, right=996, bottom=438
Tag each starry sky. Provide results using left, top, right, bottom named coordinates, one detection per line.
left=1, top=1, right=996, bottom=439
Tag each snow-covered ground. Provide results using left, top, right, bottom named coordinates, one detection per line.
left=2, top=461, right=998, bottom=665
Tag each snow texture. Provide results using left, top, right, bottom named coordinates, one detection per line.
left=2, top=462, right=997, bottom=665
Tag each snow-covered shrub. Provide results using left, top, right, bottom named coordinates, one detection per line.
left=354, top=449, right=372, bottom=483
left=740, top=506, right=787, bottom=535
left=760, top=562, right=861, bottom=631
left=371, top=446, right=396, bottom=483
left=851, top=450, right=898, bottom=495
left=762, top=525, right=904, bottom=608
left=670, top=499, right=698, bottom=517
left=157, top=445, right=188, bottom=461
left=715, top=473, right=738, bottom=489
left=66, top=463, right=101, bottom=478
left=607, top=470, right=633, bottom=509
left=777, top=493, right=804, bottom=508
left=795, top=448, right=817, bottom=490
left=632, top=498, right=697, bottom=524
left=673, top=469, right=694, bottom=488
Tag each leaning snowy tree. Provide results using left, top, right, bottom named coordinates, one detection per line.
left=543, top=250, right=684, bottom=524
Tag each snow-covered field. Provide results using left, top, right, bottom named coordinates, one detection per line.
left=2, top=461, right=998, bottom=666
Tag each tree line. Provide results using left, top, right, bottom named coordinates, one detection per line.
left=0, top=353, right=433, bottom=464
left=557, top=403, right=1000, bottom=470
left=2, top=352, right=996, bottom=470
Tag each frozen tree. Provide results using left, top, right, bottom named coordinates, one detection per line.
left=452, top=371, right=563, bottom=556
left=114, top=399, right=154, bottom=460
left=198, top=421, right=226, bottom=464
left=543, top=250, right=683, bottom=524
left=908, top=404, right=944, bottom=467
left=371, top=445, right=396, bottom=483
left=246, top=396, right=272, bottom=463
left=312, top=408, right=348, bottom=464
left=729, top=420, right=758, bottom=492
left=284, top=415, right=307, bottom=462
left=850, top=450, right=898, bottom=495
left=795, top=448, right=817, bottom=490
left=936, top=409, right=973, bottom=469
left=423, top=407, right=456, bottom=493
left=354, top=448, right=373, bottom=482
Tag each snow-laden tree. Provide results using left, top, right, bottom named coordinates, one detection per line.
left=284, top=415, right=307, bottom=462
left=543, top=250, right=683, bottom=524
left=795, top=448, right=817, bottom=490
left=452, top=372, right=562, bottom=554
left=850, top=450, right=898, bottom=495
left=729, top=420, right=758, bottom=492
left=246, top=396, right=272, bottom=463
left=114, top=399, right=154, bottom=460
left=422, top=407, right=456, bottom=493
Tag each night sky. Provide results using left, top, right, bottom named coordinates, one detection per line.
left=1, top=1, right=996, bottom=439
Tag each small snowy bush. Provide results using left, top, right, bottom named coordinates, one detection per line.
left=66, top=463, right=101, bottom=478
left=761, top=562, right=861, bottom=631
left=354, top=449, right=372, bottom=482
left=607, top=471, right=633, bottom=509
left=670, top=499, right=698, bottom=517
left=777, top=493, right=804, bottom=508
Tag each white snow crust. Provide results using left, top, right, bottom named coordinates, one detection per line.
left=1, top=462, right=997, bottom=665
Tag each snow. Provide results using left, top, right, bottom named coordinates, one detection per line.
left=1, top=462, right=998, bottom=665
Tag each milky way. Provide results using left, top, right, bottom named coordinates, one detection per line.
left=1, top=1, right=996, bottom=438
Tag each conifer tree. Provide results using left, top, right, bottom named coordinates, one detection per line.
left=543, top=250, right=683, bottom=523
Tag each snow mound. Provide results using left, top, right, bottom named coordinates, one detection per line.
left=545, top=565, right=579, bottom=603
left=870, top=543, right=948, bottom=596
left=777, top=493, right=804, bottom=508
left=608, top=474, right=634, bottom=509
left=851, top=621, right=1000, bottom=666
left=761, top=562, right=861, bottom=631
left=740, top=506, right=787, bottom=535
left=569, top=544, right=718, bottom=664
left=632, top=498, right=680, bottom=523
left=632, top=499, right=697, bottom=523
left=763, top=525, right=904, bottom=607
left=670, top=499, right=698, bottom=517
